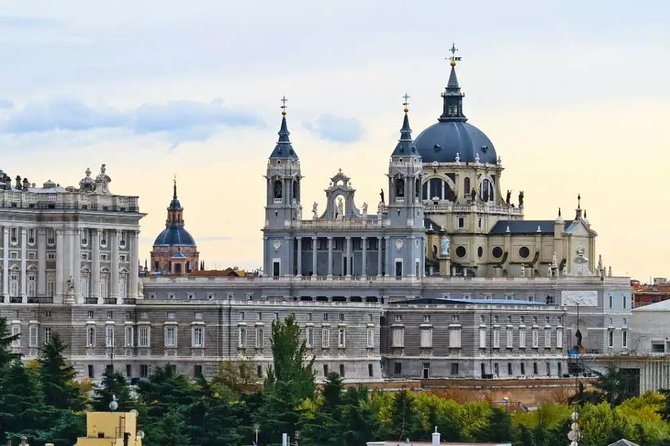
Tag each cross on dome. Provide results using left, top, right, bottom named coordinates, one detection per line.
left=447, top=42, right=462, bottom=67
left=402, top=92, right=410, bottom=113
left=280, top=95, right=288, bottom=115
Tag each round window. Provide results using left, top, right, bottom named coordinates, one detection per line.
left=519, top=246, right=530, bottom=258
left=477, top=246, right=483, bottom=258
left=492, top=247, right=503, bottom=258
left=456, top=246, right=466, bottom=258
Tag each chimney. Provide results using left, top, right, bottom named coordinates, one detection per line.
left=432, top=427, right=441, bottom=446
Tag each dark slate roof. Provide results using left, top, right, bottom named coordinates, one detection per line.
left=391, top=112, right=419, bottom=157
left=424, top=217, right=444, bottom=232
left=489, top=220, right=574, bottom=235
left=153, top=226, right=196, bottom=247
left=414, top=120, right=497, bottom=164
left=269, top=115, right=299, bottom=159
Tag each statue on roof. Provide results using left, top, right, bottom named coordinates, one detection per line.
left=94, top=164, right=112, bottom=195
left=312, top=202, right=318, bottom=219
left=379, top=188, right=385, bottom=204
left=505, top=190, right=511, bottom=205
left=336, top=197, right=344, bottom=220
left=518, top=190, right=524, bottom=207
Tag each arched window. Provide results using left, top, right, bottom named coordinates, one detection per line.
left=479, top=178, right=494, bottom=202
left=395, top=178, right=405, bottom=198
left=273, top=180, right=282, bottom=199
left=464, top=177, right=471, bottom=195
left=415, top=178, right=421, bottom=198
left=423, top=178, right=453, bottom=201
left=292, top=180, right=299, bottom=202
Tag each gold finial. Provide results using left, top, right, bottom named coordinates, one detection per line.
left=280, top=95, right=288, bottom=116
left=402, top=92, right=410, bottom=113
left=447, top=42, right=461, bottom=67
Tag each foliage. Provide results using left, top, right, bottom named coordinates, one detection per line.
left=38, top=333, right=85, bottom=410
left=0, top=316, right=20, bottom=369
left=91, top=367, right=135, bottom=412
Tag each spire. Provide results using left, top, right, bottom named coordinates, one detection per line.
left=169, top=176, right=182, bottom=210
left=392, top=93, right=417, bottom=156
left=439, top=43, right=467, bottom=122
left=575, top=193, right=583, bottom=220
left=270, top=95, right=298, bottom=159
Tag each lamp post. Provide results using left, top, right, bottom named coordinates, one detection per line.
left=567, top=411, right=580, bottom=446
left=253, top=423, right=260, bottom=446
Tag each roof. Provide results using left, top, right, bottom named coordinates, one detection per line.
left=153, top=226, right=196, bottom=247
left=424, top=218, right=445, bottom=232
left=608, top=440, right=639, bottom=446
left=414, top=120, right=497, bottom=164
left=391, top=112, right=419, bottom=157
left=632, top=298, right=670, bottom=312
left=269, top=115, right=298, bottom=159
left=189, top=268, right=247, bottom=277
left=392, top=297, right=547, bottom=306
left=170, top=251, right=187, bottom=259
left=489, top=220, right=574, bottom=235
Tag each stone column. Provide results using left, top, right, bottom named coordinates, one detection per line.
left=55, top=229, right=64, bottom=302
left=111, top=230, right=120, bottom=303
left=37, top=228, right=46, bottom=296
left=385, top=236, right=392, bottom=277
left=345, top=236, right=351, bottom=278
left=128, top=230, right=139, bottom=298
left=327, top=236, right=333, bottom=278
left=20, top=228, right=27, bottom=302
left=296, top=237, right=302, bottom=277
left=409, top=235, right=416, bottom=278
left=312, top=237, right=317, bottom=277
left=73, top=229, right=81, bottom=303
left=361, top=236, right=367, bottom=278
left=91, top=229, right=101, bottom=303
left=377, top=236, right=383, bottom=277
left=2, top=227, right=8, bottom=301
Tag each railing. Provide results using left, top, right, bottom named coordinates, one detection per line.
left=9, top=296, right=22, bottom=303
left=27, top=296, right=53, bottom=304
left=85, top=298, right=98, bottom=304
left=103, top=298, right=117, bottom=305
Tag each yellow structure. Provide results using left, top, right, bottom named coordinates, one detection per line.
left=75, top=411, right=143, bottom=446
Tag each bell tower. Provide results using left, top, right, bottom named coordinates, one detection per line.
left=386, top=96, right=426, bottom=278
left=263, top=97, right=302, bottom=277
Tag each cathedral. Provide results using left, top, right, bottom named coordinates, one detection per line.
left=0, top=51, right=631, bottom=384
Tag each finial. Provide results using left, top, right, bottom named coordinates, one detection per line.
left=447, top=42, right=461, bottom=67
left=172, top=174, right=178, bottom=199
left=558, top=207, right=562, bottom=217
left=577, top=193, right=581, bottom=209
left=402, top=92, right=410, bottom=113
left=280, top=95, right=288, bottom=116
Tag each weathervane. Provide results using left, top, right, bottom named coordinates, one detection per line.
left=280, top=95, right=288, bottom=115
left=402, top=92, right=410, bottom=113
left=447, top=42, right=462, bottom=66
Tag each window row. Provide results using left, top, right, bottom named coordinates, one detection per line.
left=84, top=325, right=205, bottom=349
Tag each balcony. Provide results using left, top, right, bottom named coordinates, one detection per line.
left=27, top=296, right=53, bottom=304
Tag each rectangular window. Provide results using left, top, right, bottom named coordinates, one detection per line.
left=608, top=329, right=614, bottom=348
left=257, top=365, right=263, bottom=378
left=105, top=326, right=115, bottom=347
left=192, top=327, right=204, bottom=348
left=306, top=327, right=315, bottom=348
left=458, top=217, right=465, bottom=228
left=126, top=364, right=132, bottom=378
left=394, top=362, right=402, bottom=375
left=140, top=364, right=149, bottom=378
left=556, top=328, right=563, bottom=349
left=623, top=296, right=627, bottom=309
left=337, top=328, right=346, bottom=348
left=479, top=328, right=487, bottom=349
left=88, top=365, right=95, bottom=379
left=622, top=330, right=628, bottom=348
left=392, top=327, right=405, bottom=348
left=125, top=326, right=134, bottom=347
left=238, top=327, right=247, bottom=348
left=366, top=328, right=374, bottom=348
left=532, top=329, right=539, bottom=348
left=506, top=328, right=513, bottom=348
left=164, top=327, right=177, bottom=347
left=533, top=362, right=538, bottom=375
left=521, top=363, right=526, bottom=375
left=44, top=327, right=52, bottom=344
left=339, top=364, right=345, bottom=377
left=420, top=327, right=433, bottom=348
left=368, top=364, right=374, bottom=377
left=323, top=364, right=329, bottom=376
left=493, top=328, right=500, bottom=348
left=138, top=326, right=150, bottom=347
left=322, top=327, right=330, bottom=348
left=544, top=329, right=552, bottom=348
left=193, top=365, right=202, bottom=378
left=450, top=363, right=459, bottom=376
left=86, top=326, right=95, bottom=347
left=449, top=328, right=461, bottom=348
left=508, top=363, right=513, bottom=375
left=29, top=325, right=38, bottom=347
left=255, top=328, right=264, bottom=348
left=519, top=329, right=526, bottom=349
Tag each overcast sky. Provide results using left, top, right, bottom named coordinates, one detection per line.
left=0, top=0, right=668, bottom=280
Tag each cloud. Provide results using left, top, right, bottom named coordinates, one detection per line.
left=1, top=97, right=264, bottom=145
left=304, top=113, right=363, bottom=143
left=0, top=16, right=59, bottom=29
left=0, top=100, right=13, bottom=109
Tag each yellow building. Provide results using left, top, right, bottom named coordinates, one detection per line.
left=75, top=411, right=143, bottom=446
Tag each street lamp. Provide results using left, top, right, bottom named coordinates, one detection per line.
left=253, top=423, right=260, bottom=445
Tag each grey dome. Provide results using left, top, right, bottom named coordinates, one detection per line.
left=414, top=120, right=497, bottom=164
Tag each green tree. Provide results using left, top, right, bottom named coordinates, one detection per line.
left=189, top=375, right=244, bottom=446
left=340, top=386, right=380, bottom=445
left=388, top=389, right=420, bottom=441
left=91, top=367, right=134, bottom=412
left=0, top=316, right=20, bottom=369
left=38, top=333, right=85, bottom=410
left=146, top=408, right=191, bottom=446
left=256, top=315, right=315, bottom=445
left=0, top=361, right=50, bottom=442
left=592, top=366, right=637, bottom=406
left=300, top=373, right=346, bottom=446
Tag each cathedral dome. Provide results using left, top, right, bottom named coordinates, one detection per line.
left=414, top=53, right=497, bottom=165
left=153, top=226, right=196, bottom=247
left=414, top=120, right=497, bottom=164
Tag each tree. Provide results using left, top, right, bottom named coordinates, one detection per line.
left=300, top=373, right=346, bottom=446
left=92, top=367, right=134, bottom=412
left=188, top=375, right=243, bottom=446
left=388, top=389, right=420, bottom=441
left=592, top=366, right=637, bottom=406
left=340, top=386, right=380, bottom=445
left=0, top=316, right=20, bottom=369
left=145, top=408, right=191, bottom=446
left=0, top=361, right=50, bottom=442
left=38, top=333, right=85, bottom=410
left=256, top=315, right=316, bottom=445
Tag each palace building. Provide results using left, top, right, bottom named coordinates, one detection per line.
left=0, top=51, right=632, bottom=384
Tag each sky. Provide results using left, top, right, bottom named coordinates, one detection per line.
left=0, top=0, right=668, bottom=280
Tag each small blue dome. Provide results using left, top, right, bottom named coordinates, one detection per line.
left=153, top=226, right=196, bottom=247
left=414, top=120, right=497, bottom=164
